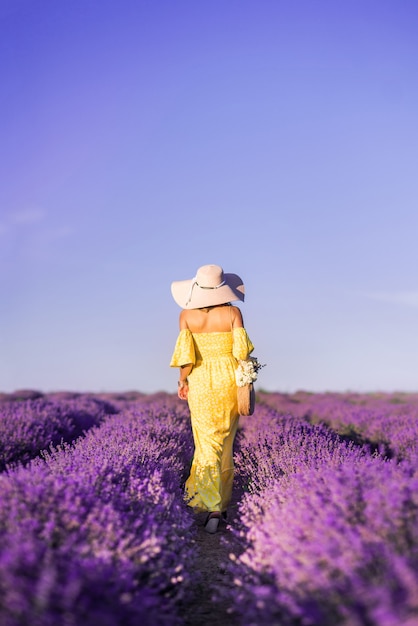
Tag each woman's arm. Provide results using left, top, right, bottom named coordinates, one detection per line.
left=232, top=306, right=244, bottom=328
left=179, top=309, right=189, bottom=329
left=177, top=310, right=192, bottom=399
left=177, top=364, right=192, bottom=399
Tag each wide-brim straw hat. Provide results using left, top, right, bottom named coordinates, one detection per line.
left=171, top=264, right=245, bottom=309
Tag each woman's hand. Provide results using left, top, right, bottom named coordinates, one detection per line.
left=177, top=381, right=189, bottom=400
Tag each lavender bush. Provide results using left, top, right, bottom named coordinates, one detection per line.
left=0, top=397, right=196, bottom=626
left=1, top=390, right=418, bottom=625
left=258, top=392, right=418, bottom=463
left=228, top=395, right=418, bottom=626
left=0, top=396, right=117, bottom=471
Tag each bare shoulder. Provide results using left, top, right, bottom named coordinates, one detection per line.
left=179, top=309, right=191, bottom=329
left=231, top=305, right=244, bottom=328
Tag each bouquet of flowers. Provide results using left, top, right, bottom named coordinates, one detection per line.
left=235, top=357, right=266, bottom=387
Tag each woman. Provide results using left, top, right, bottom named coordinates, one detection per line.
left=170, top=264, right=254, bottom=533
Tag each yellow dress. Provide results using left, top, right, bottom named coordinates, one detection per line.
left=170, top=327, right=254, bottom=513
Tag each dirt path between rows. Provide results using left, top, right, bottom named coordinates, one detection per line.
left=181, top=494, right=244, bottom=626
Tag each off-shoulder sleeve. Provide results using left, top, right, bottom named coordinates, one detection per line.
left=232, top=327, right=255, bottom=360
left=170, top=329, right=196, bottom=367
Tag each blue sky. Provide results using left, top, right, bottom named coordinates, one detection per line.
left=1, top=0, right=418, bottom=394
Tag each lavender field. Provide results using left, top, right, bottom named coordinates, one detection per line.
left=1, top=390, right=417, bottom=626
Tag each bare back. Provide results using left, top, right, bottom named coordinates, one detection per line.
left=179, top=305, right=244, bottom=334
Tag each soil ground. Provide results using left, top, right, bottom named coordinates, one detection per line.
left=180, top=489, right=245, bottom=626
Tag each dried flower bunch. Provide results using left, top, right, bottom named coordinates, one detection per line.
left=235, top=356, right=266, bottom=387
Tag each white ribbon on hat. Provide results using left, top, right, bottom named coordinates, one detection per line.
left=185, top=278, right=226, bottom=306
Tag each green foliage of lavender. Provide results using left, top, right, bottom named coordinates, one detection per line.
left=0, top=395, right=196, bottom=626
left=230, top=395, right=418, bottom=626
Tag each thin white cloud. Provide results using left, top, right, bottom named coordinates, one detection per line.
left=0, top=207, right=47, bottom=237
left=367, top=291, right=418, bottom=308
left=10, top=208, right=47, bottom=225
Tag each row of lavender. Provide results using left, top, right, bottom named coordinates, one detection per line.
left=0, top=392, right=119, bottom=470
left=260, top=391, right=418, bottom=462
left=2, top=390, right=418, bottom=625
left=0, top=393, right=196, bottom=626
left=229, top=394, right=418, bottom=626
